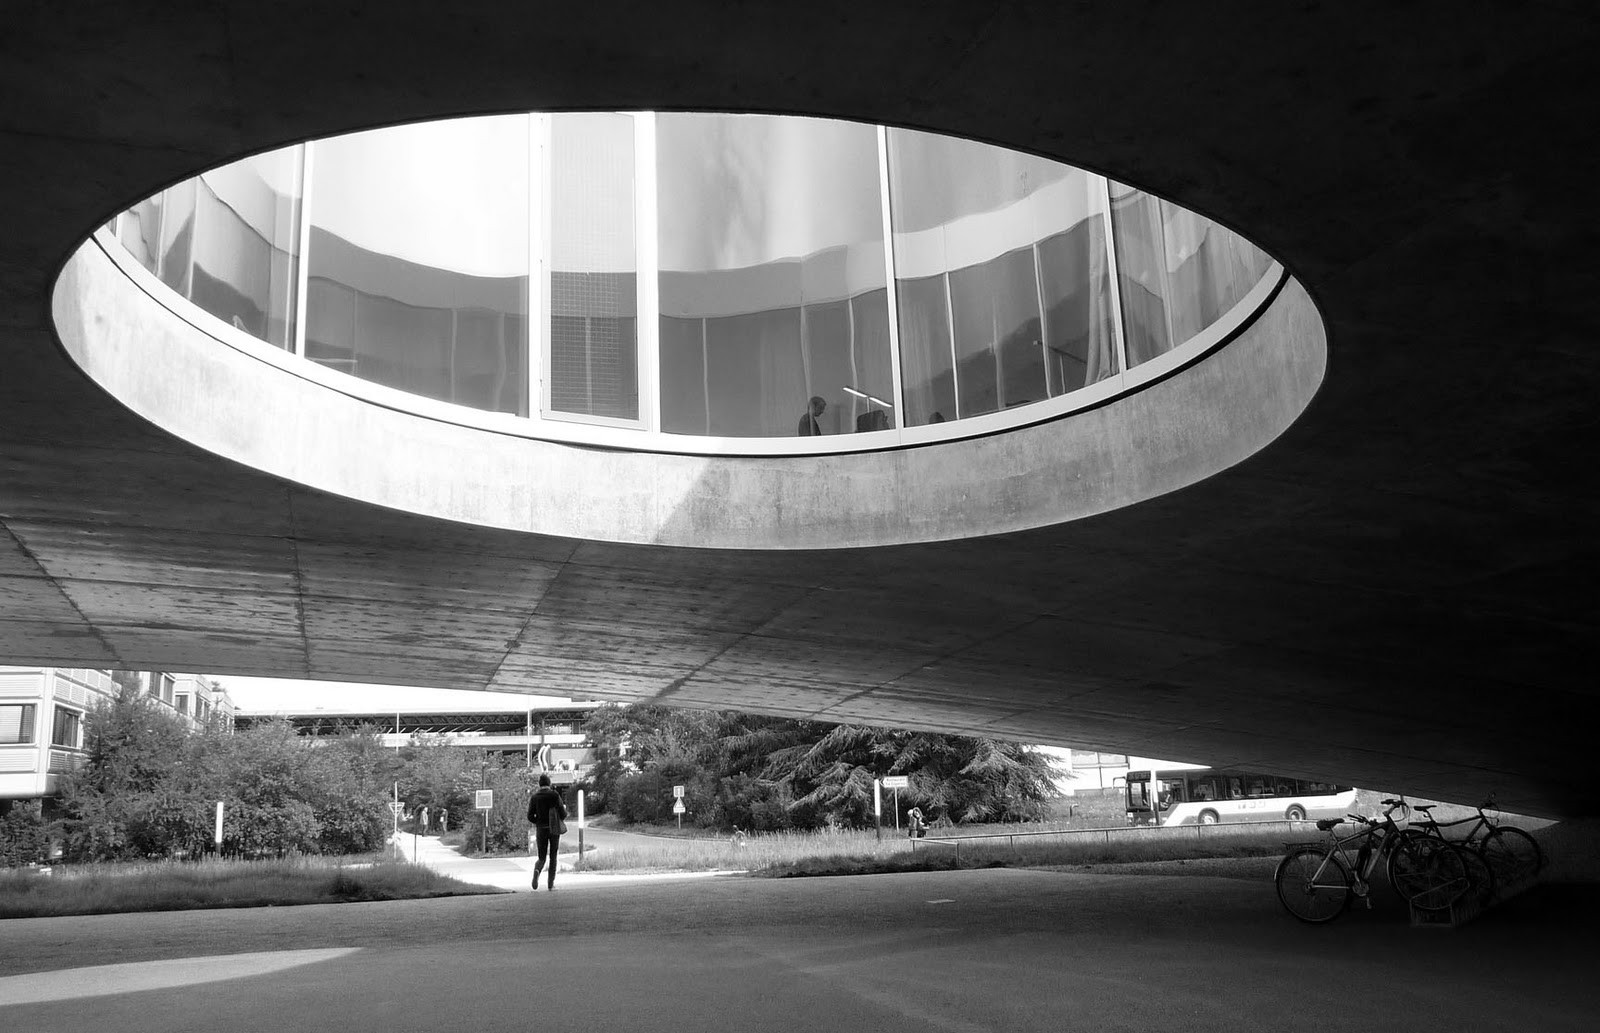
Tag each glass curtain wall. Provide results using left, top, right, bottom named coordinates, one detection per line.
left=115, top=150, right=305, bottom=350
left=887, top=129, right=1118, bottom=426
left=106, top=116, right=1278, bottom=442
left=547, top=114, right=639, bottom=422
left=1110, top=181, right=1272, bottom=368
left=305, top=117, right=529, bottom=415
left=656, top=114, right=891, bottom=437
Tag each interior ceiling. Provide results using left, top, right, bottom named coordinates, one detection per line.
left=1, top=3, right=1596, bottom=817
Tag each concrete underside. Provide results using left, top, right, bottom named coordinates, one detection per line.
left=1, top=3, right=1596, bottom=816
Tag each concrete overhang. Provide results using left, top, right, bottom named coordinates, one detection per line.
left=1, top=3, right=1596, bottom=816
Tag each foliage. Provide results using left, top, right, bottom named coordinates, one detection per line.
left=0, top=802, right=51, bottom=867
left=48, top=696, right=397, bottom=863
left=454, top=761, right=541, bottom=856
left=394, top=732, right=477, bottom=817
left=577, top=703, right=1062, bottom=832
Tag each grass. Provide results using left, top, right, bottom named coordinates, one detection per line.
left=758, top=823, right=1294, bottom=877
left=0, top=853, right=497, bottom=920
left=576, top=820, right=1296, bottom=878
left=579, top=828, right=906, bottom=873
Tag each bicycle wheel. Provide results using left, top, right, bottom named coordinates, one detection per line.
left=1275, top=847, right=1352, bottom=923
left=1388, top=834, right=1469, bottom=911
left=1399, top=831, right=1494, bottom=904
left=1478, top=826, right=1543, bottom=886
left=1456, top=840, right=1496, bottom=902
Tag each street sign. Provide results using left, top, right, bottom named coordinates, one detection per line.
left=882, top=775, right=910, bottom=789
left=475, top=789, right=493, bottom=811
left=672, top=799, right=686, bottom=814
left=673, top=784, right=685, bottom=798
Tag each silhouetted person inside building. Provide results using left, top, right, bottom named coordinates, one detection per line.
left=799, top=396, right=826, bottom=436
left=856, top=408, right=890, bottom=432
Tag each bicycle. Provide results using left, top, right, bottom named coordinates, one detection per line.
left=1274, top=798, right=1471, bottom=923
left=1406, top=795, right=1543, bottom=889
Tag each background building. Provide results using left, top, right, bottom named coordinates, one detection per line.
left=233, top=693, right=598, bottom=785
left=0, top=667, right=233, bottom=803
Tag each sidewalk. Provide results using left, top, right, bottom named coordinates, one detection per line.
left=389, top=832, right=734, bottom=892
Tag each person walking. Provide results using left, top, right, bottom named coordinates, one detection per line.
left=527, top=774, right=568, bottom=891
left=907, top=806, right=927, bottom=839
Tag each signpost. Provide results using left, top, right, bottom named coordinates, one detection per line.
left=882, top=775, right=909, bottom=831
left=476, top=789, right=493, bottom=853
left=213, top=801, right=224, bottom=851
left=673, top=784, right=686, bottom=830
left=576, top=789, right=586, bottom=869
left=873, top=778, right=882, bottom=840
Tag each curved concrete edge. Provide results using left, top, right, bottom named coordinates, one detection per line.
left=51, top=241, right=1325, bottom=549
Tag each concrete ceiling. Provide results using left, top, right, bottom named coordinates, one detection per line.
left=1, top=3, right=1596, bottom=816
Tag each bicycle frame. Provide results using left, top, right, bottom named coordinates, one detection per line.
left=1411, top=799, right=1498, bottom=846
left=1304, top=801, right=1409, bottom=892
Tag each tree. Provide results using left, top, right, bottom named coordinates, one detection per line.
left=455, top=760, right=539, bottom=855
left=53, top=702, right=398, bottom=860
left=54, top=691, right=197, bottom=860
left=576, top=703, right=1062, bottom=831
left=394, top=732, right=476, bottom=819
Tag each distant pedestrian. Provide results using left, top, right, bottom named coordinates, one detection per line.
left=527, top=774, right=568, bottom=891
left=418, top=805, right=430, bottom=834
left=438, top=808, right=447, bottom=833
left=907, top=806, right=927, bottom=839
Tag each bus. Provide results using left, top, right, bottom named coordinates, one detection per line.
left=1124, top=767, right=1356, bottom=826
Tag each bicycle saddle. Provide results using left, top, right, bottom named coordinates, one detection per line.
left=1412, top=804, right=1437, bottom=812
left=1316, top=819, right=1343, bottom=831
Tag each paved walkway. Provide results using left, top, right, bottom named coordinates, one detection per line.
left=388, top=828, right=733, bottom=892
left=3, top=869, right=1596, bottom=1031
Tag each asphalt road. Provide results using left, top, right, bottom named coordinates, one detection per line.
left=1, top=866, right=1595, bottom=1032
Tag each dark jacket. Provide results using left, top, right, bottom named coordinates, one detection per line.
left=528, top=785, right=567, bottom=834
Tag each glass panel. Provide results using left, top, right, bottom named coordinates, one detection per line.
left=888, top=128, right=1098, bottom=423
left=1159, top=200, right=1273, bottom=343
left=849, top=289, right=894, bottom=431
left=549, top=114, right=638, bottom=421
left=0, top=703, right=35, bottom=745
left=659, top=316, right=707, bottom=435
left=947, top=247, right=1043, bottom=416
left=896, top=275, right=956, bottom=426
left=50, top=706, right=81, bottom=748
left=1109, top=182, right=1174, bottom=367
left=1036, top=182, right=1119, bottom=393
left=119, top=195, right=163, bottom=274
left=157, top=178, right=197, bottom=296
left=657, top=114, right=887, bottom=437
left=306, top=116, right=529, bottom=414
left=191, top=148, right=303, bottom=348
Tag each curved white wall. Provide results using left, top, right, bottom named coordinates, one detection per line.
left=54, top=237, right=1324, bottom=549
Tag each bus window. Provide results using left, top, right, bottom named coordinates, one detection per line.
left=1245, top=777, right=1273, bottom=798
left=1227, top=778, right=1243, bottom=800
left=1193, top=780, right=1215, bottom=801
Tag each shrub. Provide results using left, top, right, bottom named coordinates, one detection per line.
left=0, top=801, right=51, bottom=867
